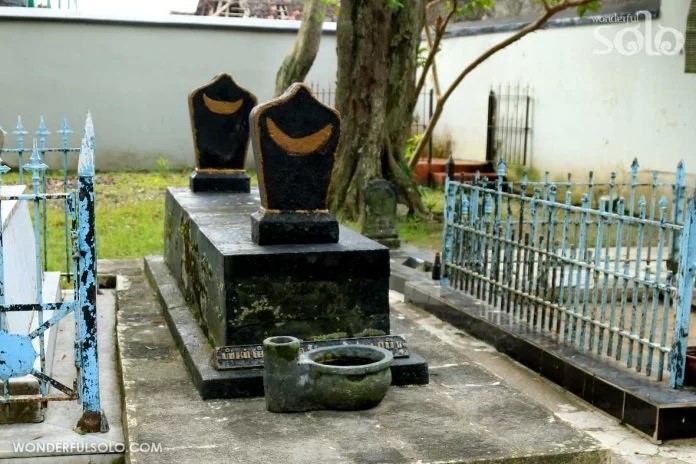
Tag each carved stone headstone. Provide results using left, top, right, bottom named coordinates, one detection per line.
left=361, top=179, right=400, bottom=249
left=189, top=73, right=257, bottom=192
left=249, top=83, right=340, bottom=245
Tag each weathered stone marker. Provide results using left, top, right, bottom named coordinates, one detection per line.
left=249, top=83, right=340, bottom=245
left=361, top=179, right=400, bottom=249
left=188, top=73, right=257, bottom=192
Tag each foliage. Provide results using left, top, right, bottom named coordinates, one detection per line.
left=404, top=134, right=424, bottom=163
left=449, top=0, right=494, bottom=21
left=506, top=164, right=541, bottom=183
left=417, top=185, right=445, bottom=214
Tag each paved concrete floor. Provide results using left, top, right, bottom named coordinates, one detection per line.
left=58, top=258, right=696, bottom=464
left=116, top=260, right=611, bottom=464
left=397, top=295, right=696, bottom=464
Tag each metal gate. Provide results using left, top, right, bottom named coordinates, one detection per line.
left=0, top=114, right=106, bottom=432
left=485, top=83, right=533, bottom=167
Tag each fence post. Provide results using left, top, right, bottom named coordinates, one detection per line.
left=485, top=90, right=497, bottom=165
left=669, top=191, right=696, bottom=388
left=0, top=145, right=8, bottom=332
left=13, top=116, right=27, bottom=184
left=74, top=123, right=108, bottom=432
left=668, top=161, right=686, bottom=273
left=441, top=156, right=456, bottom=287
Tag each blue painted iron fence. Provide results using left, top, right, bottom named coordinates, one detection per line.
left=441, top=159, right=696, bottom=388
left=0, top=114, right=106, bottom=432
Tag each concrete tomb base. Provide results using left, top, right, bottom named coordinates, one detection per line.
left=146, top=255, right=429, bottom=399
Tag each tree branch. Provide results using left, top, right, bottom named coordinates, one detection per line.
left=415, top=0, right=458, bottom=98
left=423, top=25, right=442, bottom=97
left=408, top=0, right=598, bottom=169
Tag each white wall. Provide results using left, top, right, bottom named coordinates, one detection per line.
left=0, top=8, right=338, bottom=170
left=1, top=184, right=61, bottom=375
left=434, top=0, right=696, bottom=177
left=1, top=185, right=37, bottom=315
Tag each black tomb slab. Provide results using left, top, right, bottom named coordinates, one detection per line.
left=189, top=73, right=257, bottom=193
left=164, top=187, right=390, bottom=348
left=249, top=83, right=340, bottom=245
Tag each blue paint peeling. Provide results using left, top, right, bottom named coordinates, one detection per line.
left=669, top=193, right=696, bottom=388
left=0, top=332, right=37, bottom=381
left=0, top=151, right=9, bottom=332
left=0, top=113, right=105, bottom=430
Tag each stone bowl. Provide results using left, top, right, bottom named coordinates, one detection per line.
left=302, top=344, right=393, bottom=411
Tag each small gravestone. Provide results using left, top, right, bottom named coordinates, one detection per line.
left=188, top=73, right=257, bottom=192
left=361, top=179, right=400, bottom=249
left=249, top=83, right=340, bottom=245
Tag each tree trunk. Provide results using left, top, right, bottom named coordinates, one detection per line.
left=274, top=0, right=327, bottom=97
left=329, top=1, right=428, bottom=220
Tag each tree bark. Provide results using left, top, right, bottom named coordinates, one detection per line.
left=329, top=1, right=427, bottom=220
left=274, top=0, right=327, bottom=97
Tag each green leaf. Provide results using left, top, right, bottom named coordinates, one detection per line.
left=577, top=1, right=601, bottom=17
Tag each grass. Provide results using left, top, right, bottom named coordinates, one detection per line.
left=93, top=171, right=190, bottom=259
left=397, top=216, right=442, bottom=252
left=5, top=170, right=191, bottom=273
left=397, top=186, right=443, bottom=252
left=6, top=170, right=443, bottom=273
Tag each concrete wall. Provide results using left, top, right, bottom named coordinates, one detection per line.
left=0, top=8, right=337, bottom=170
left=433, top=0, right=696, bottom=177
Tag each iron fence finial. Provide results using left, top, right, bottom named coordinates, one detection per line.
left=35, top=116, right=50, bottom=152
left=84, top=112, right=95, bottom=151
left=446, top=155, right=455, bottom=180
left=484, top=193, right=493, bottom=214
left=24, top=139, right=48, bottom=181
left=78, top=136, right=95, bottom=177
left=639, top=196, right=647, bottom=218
left=497, top=158, right=506, bottom=177
left=659, top=196, right=668, bottom=210
left=676, top=161, right=686, bottom=185
left=58, top=117, right=73, bottom=151
left=22, top=139, right=48, bottom=187
left=0, top=148, right=10, bottom=177
left=548, top=183, right=558, bottom=202
left=13, top=116, right=28, bottom=149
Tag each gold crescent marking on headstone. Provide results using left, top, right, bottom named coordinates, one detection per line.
left=266, top=118, right=333, bottom=155
left=202, top=94, right=243, bottom=115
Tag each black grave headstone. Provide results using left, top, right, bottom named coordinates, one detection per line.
left=361, top=179, right=400, bottom=249
left=249, top=83, right=340, bottom=245
left=189, top=73, right=257, bottom=193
